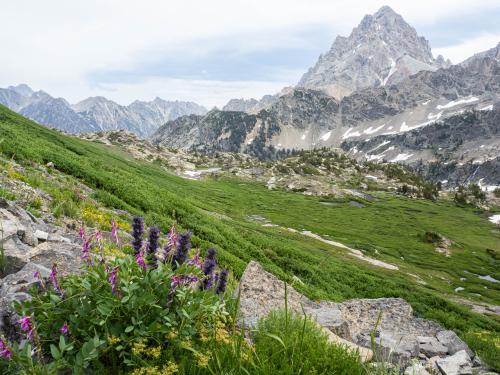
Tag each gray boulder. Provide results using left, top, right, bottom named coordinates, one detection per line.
left=437, top=330, right=474, bottom=358
left=436, top=350, right=473, bottom=375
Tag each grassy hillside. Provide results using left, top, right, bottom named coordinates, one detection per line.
left=0, top=105, right=498, bottom=367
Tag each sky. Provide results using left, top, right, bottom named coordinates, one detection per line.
left=1, top=0, right=499, bottom=108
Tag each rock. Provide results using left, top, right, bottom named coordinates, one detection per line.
left=404, top=362, right=431, bottom=375
left=34, top=229, right=49, bottom=242
left=28, top=242, right=82, bottom=276
left=426, top=356, right=441, bottom=372
left=418, top=335, right=448, bottom=357
left=46, top=162, right=54, bottom=168
left=0, top=262, right=51, bottom=299
left=359, top=331, right=418, bottom=365
left=437, top=330, right=474, bottom=358
left=436, top=350, right=473, bottom=375
left=17, top=228, right=38, bottom=247
left=236, top=261, right=372, bottom=362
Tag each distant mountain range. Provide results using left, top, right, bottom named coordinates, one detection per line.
left=151, top=6, right=500, bottom=186
left=0, top=84, right=207, bottom=137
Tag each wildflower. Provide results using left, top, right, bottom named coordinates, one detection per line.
left=60, top=322, right=70, bottom=336
left=195, top=351, right=211, bottom=368
left=160, top=362, right=179, bottom=375
left=79, top=226, right=86, bottom=240
left=107, top=335, right=120, bottom=345
left=131, top=217, right=144, bottom=255
left=49, top=263, right=63, bottom=296
left=147, top=226, right=160, bottom=268
left=33, top=271, right=45, bottom=290
left=81, top=237, right=92, bottom=264
left=166, top=329, right=178, bottom=341
left=216, top=269, right=229, bottom=295
left=18, top=316, right=34, bottom=340
left=172, top=230, right=192, bottom=268
left=111, top=219, right=119, bottom=245
left=188, top=251, right=202, bottom=268
left=201, top=248, right=217, bottom=289
left=198, top=326, right=210, bottom=343
left=148, top=346, right=162, bottom=359
left=215, top=321, right=230, bottom=345
left=163, top=223, right=178, bottom=262
left=180, top=338, right=192, bottom=350
left=95, top=229, right=104, bottom=263
left=0, top=337, right=12, bottom=360
left=108, top=266, right=119, bottom=295
left=170, top=274, right=199, bottom=289
left=136, top=250, right=147, bottom=270
left=132, top=339, right=147, bottom=355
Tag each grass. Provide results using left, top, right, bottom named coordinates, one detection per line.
left=0, top=105, right=498, bottom=369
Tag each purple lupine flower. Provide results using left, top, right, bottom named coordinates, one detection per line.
left=172, top=230, right=192, bottom=268
left=18, top=316, right=34, bottom=340
left=202, top=248, right=217, bottom=289
left=79, top=226, right=86, bottom=240
left=135, top=250, right=147, bottom=270
left=59, top=322, right=70, bottom=336
left=216, top=269, right=229, bottom=295
left=33, top=271, right=45, bottom=290
left=147, top=226, right=160, bottom=268
left=163, top=224, right=178, bottom=262
left=81, top=237, right=92, bottom=264
left=108, top=266, right=119, bottom=295
left=111, top=219, right=119, bottom=245
left=0, top=337, right=12, bottom=360
left=188, top=252, right=202, bottom=268
left=131, top=217, right=144, bottom=255
left=171, top=274, right=199, bottom=289
left=49, top=264, right=63, bottom=296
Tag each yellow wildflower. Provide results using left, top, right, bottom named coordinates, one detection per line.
left=107, top=335, right=120, bottom=345
left=198, top=326, right=210, bottom=343
left=132, top=339, right=147, bottom=355
left=195, top=351, right=211, bottom=368
left=148, top=345, right=162, bottom=359
left=215, top=322, right=230, bottom=345
left=160, top=361, right=179, bottom=375
left=180, top=338, right=192, bottom=350
left=166, top=329, right=178, bottom=340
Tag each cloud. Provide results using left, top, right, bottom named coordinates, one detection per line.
left=0, top=0, right=499, bottom=106
left=433, top=34, right=500, bottom=64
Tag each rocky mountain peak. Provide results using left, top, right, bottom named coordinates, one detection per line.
left=7, top=84, right=34, bottom=97
left=298, top=6, right=445, bottom=99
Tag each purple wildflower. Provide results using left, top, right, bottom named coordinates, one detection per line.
left=170, top=274, right=199, bottom=289
left=202, top=248, right=217, bottom=289
left=0, top=337, right=12, bottom=360
left=18, top=316, right=34, bottom=340
left=33, top=271, right=45, bottom=290
left=59, top=322, right=70, bottom=336
left=147, top=226, right=160, bottom=268
left=216, top=269, right=229, bottom=295
left=135, top=250, right=147, bottom=271
left=79, top=226, right=86, bottom=240
left=172, top=230, right=192, bottom=268
left=111, top=219, right=119, bottom=245
left=108, top=266, right=119, bottom=295
left=95, top=229, right=104, bottom=263
left=163, top=224, right=178, bottom=262
left=49, top=264, right=63, bottom=296
left=131, top=217, right=144, bottom=255
left=81, top=237, right=92, bottom=264
left=188, top=251, right=202, bottom=268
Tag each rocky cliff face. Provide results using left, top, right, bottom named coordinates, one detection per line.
left=0, top=85, right=207, bottom=137
left=297, top=6, right=449, bottom=99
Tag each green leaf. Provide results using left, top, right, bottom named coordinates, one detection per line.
left=125, top=325, right=134, bottom=333
left=121, top=295, right=130, bottom=303
left=50, top=294, right=61, bottom=303
left=59, top=335, right=66, bottom=352
left=264, top=333, right=286, bottom=349
left=50, top=344, right=61, bottom=360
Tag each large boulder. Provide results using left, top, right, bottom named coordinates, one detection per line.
left=437, top=330, right=474, bottom=358
left=436, top=350, right=473, bottom=375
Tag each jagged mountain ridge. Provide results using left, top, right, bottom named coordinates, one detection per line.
left=297, top=6, right=450, bottom=99
left=0, top=85, right=207, bottom=137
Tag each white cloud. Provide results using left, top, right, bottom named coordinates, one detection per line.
left=0, top=0, right=499, bottom=106
left=433, top=33, right=500, bottom=64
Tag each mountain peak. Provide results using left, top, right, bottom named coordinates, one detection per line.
left=7, top=84, right=34, bottom=97
left=298, top=7, right=444, bottom=98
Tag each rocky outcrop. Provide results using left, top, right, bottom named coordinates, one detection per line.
left=0, top=199, right=81, bottom=340
left=236, top=261, right=490, bottom=372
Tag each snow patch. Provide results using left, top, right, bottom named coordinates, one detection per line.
left=301, top=133, right=306, bottom=140
left=479, top=104, right=493, bottom=111
left=488, top=214, right=500, bottom=224
left=391, top=153, right=413, bottom=162
left=382, top=58, right=397, bottom=86
left=436, top=97, right=479, bottom=110
left=342, top=128, right=361, bottom=140
left=368, top=140, right=390, bottom=153
left=364, top=124, right=385, bottom=134
left=320, top=131, right=332, bottom=141
left=478, top=274, right=499, bottom=283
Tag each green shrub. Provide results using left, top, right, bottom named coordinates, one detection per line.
left=0, top=188, right=15, bottom=201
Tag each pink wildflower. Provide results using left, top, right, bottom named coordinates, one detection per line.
left=135, top=250, right=147, bottom=270
left=0, top=337, right=12, bottom=360
left=49, top=264, right=63, bottom=296
left=60, top=322, right=70, bottom=336
left=108, top=266, right=119, bottom=295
